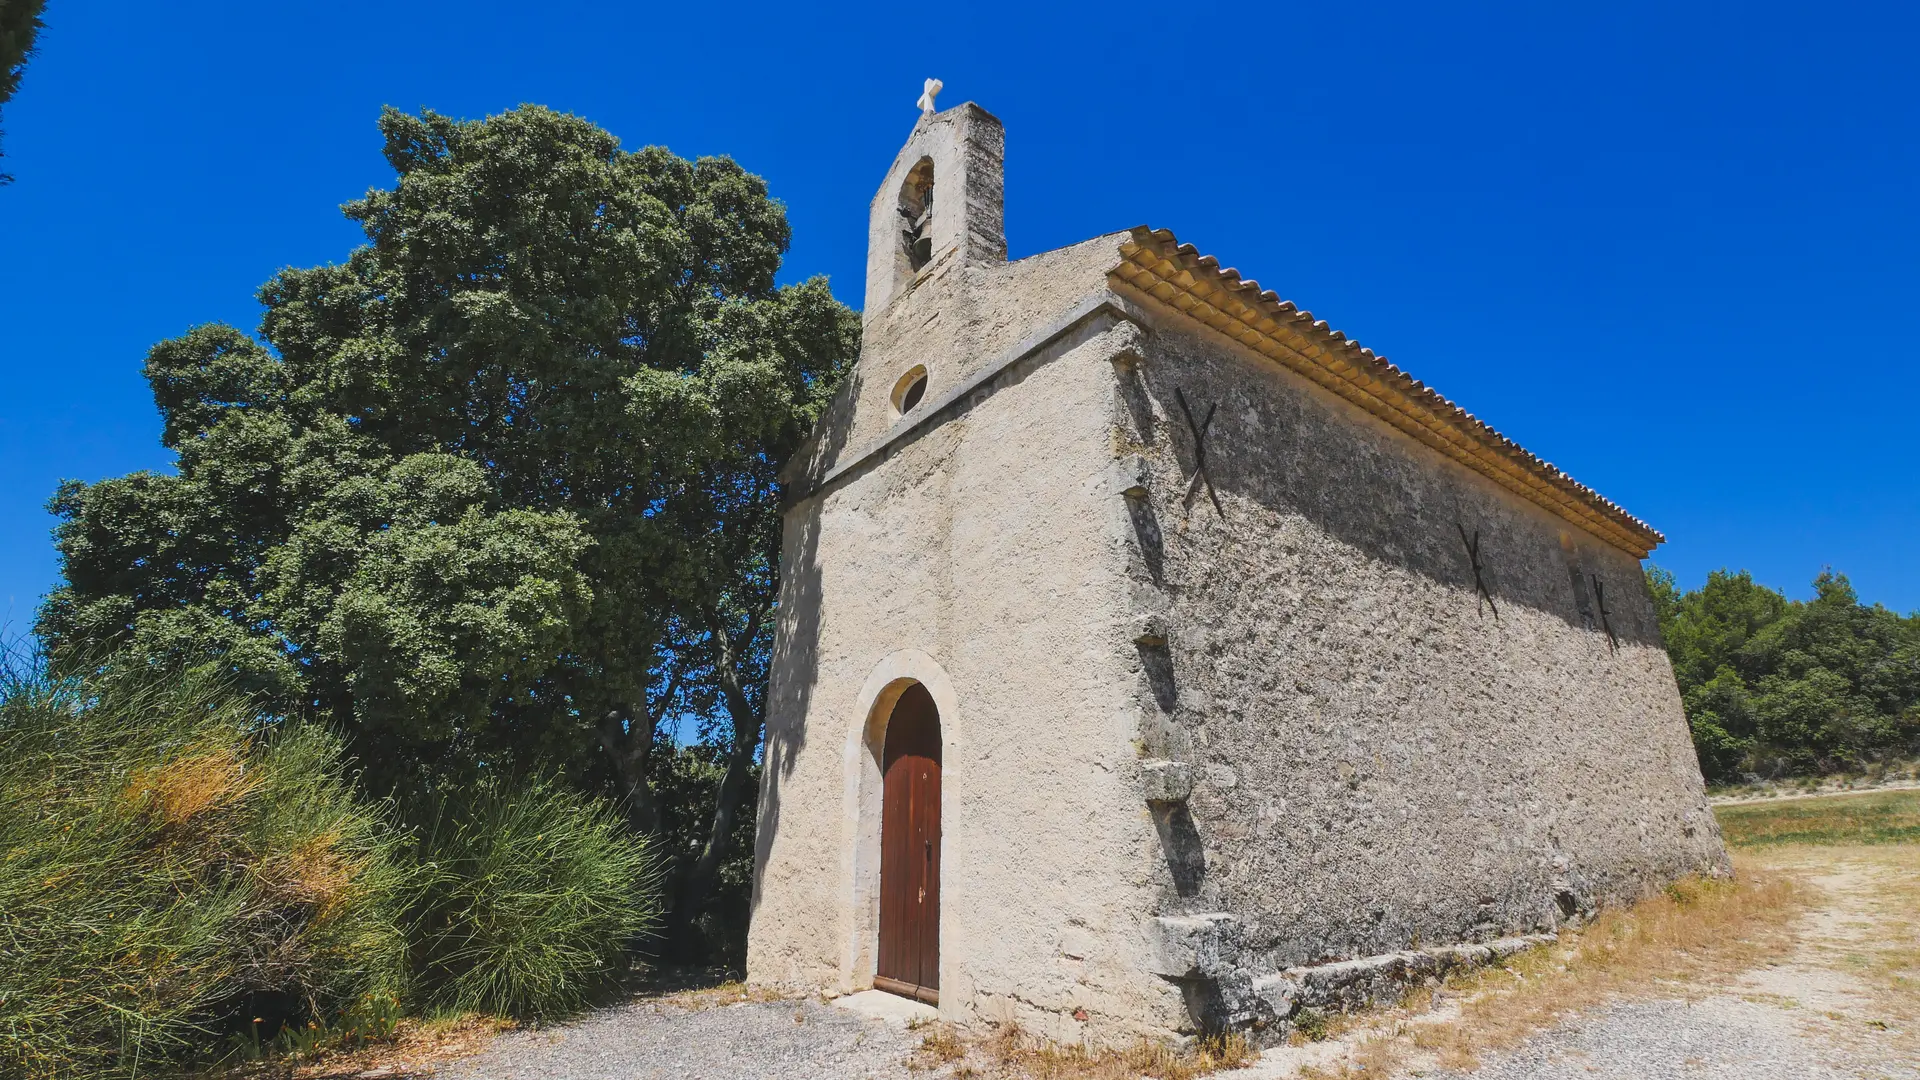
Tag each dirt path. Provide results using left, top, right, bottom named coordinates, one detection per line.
left=1731, top=848, right=1920, bottom=1064
left=1710, top=779, right=1920, bottom=806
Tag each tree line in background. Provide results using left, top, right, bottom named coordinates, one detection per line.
left=1647, top=567, right=1920, bottom=785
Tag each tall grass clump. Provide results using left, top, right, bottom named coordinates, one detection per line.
left=0, top=666, right=409, bottom=1079
left=405, top=775, right=659, bottom=1018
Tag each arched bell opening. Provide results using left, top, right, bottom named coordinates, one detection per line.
left=897, top=157, right=935, bottom=275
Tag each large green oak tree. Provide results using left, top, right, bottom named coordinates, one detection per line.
left=42, top=105, right=858, bottom=938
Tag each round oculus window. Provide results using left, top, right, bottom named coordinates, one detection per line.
left=892, top=366, right=929, bottom=416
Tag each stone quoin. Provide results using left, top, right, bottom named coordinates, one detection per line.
left=745, top=92, right=1729, bottom=1046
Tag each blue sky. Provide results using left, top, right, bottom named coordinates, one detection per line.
left=2, top=0, right=1916, bottom=626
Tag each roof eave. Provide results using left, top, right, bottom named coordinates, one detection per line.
left=1110, top=226, right=1664, bottom=559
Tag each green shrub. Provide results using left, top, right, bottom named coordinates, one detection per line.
left=0, top=669, right=409, bottom=1079
left=405, top=775, right=659, bottom=1018
left=0, top=658, right=660, bottom=1077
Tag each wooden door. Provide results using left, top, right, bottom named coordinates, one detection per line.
left=875, top=683, right=941, bottom=1004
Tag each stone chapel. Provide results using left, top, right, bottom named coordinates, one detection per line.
left=745, top=96, right=1728, bottom=1044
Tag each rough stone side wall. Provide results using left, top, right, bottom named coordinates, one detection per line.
left=1111, top=304, right=1729, bottom=1007
left=750, top=311, right=1190, bottom=1044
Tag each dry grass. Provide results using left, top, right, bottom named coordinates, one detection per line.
left=206, top=1014, right=511, bottom=1079
left=126, top=747, right=261, bottom=826
left=1297, top=858, right=1809, bottom=1077
left=914, top=1022, right=967, bottom=1066
left=1854, top=847, right=1920, bottom=1021
left=255, top=832, right=361, bottom=921
left=1290, top=791, right=1920, bottom=1077
left=916, top=1022, right=1255, bottom=1080
left=652, top=979, right=791, bottom=1011
left=1715, top=788, right=1920, bottom=848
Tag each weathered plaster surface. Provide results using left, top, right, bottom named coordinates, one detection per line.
left=1111, top=301, right=1729, bottom=1029
left=795, top=234, right=1126, bottom=489
left=752, top=303, right=1189, bottom=1042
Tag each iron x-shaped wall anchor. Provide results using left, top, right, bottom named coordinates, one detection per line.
left=1174, top=387, right=1223, bottom=518
left=1590, top=574, right=1618, bottom=652
left=1456, top=523, right=1499, bottom=619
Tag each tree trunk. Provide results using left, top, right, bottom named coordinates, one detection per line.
left=597, top=704, right=661, bottom=836
left=675, top=726, right=756, bottom=929
left=596, top=666, right=683, bottom=838
left=672, top=608, right=764, bottom=941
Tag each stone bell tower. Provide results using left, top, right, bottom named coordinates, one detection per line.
left=863, top=101, right=1007, bottom=315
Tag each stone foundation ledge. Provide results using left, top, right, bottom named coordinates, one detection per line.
left=1258, top=933, right=1559, bottom=1015
left=1149, top=915, right=1558, bottom=1040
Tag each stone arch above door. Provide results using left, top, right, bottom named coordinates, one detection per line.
left=839, top=650, right=961, bottom=1004
left=875, top=683, right=940, bottom=1002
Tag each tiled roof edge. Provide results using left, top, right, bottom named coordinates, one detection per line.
left=1111, top=226, right=1664, bottom=558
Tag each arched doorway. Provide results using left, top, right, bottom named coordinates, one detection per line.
left=874, top=682, right=940, bottom=1004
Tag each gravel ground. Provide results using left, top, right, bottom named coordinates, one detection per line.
left=434, top=992, right=1914, bottom=1080
left=1426, top=997, right=1918, bottom=1080
left=427, top=812, right=1914, bottom=1080
left=434, top=997, right=921, bottom=1080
